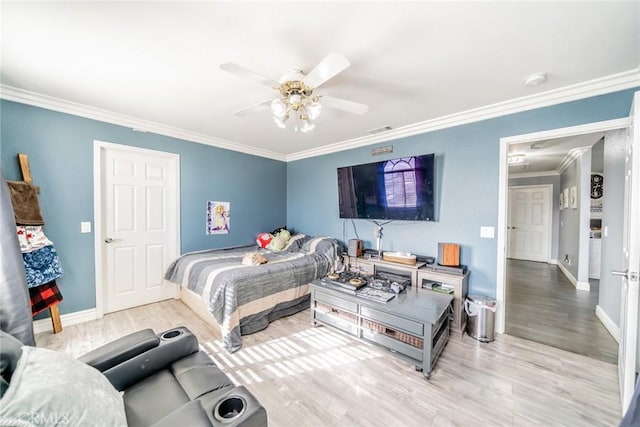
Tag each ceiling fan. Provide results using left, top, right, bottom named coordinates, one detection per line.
left=219, top=53, right=368, bottom=133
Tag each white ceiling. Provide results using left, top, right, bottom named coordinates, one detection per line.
left=1, top=1, right=639, bottom=162
left=508, top=132, right=604, bottom=175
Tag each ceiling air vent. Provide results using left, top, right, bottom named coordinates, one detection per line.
left=367, top=125, right=393, bottom=135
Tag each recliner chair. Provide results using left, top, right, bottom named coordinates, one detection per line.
left=0, top=169, right=267, bottom=426
left=0, top=325, right=268, bottom=426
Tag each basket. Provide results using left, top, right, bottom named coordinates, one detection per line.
left=382, top=252, right=417, bottom=265
left=315, top=302, right=357, bottom=324
left=362, top=318, right=424, bottom=348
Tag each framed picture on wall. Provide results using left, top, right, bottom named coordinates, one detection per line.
left=563, top=188, right=569, bottom=209
left=559, top=192, right=564, bottom=210
left=570, top=186, right=578, bottom=209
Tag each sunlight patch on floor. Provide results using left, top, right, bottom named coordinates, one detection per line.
left=201, top=325, right=383, bottom=384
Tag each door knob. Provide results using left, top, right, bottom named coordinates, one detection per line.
left=104, top=237, right=123, bottom=244
left=612, top=269, right=639, bottom=281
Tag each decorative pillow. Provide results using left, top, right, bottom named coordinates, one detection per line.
left=283, top=233, right=308, bottom=252
left=0, top=346, right=127, bottom=426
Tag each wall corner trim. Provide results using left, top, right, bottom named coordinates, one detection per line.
left=33, top=308, right=98, bottom=334
left=596, top=305, right=621, bottom=343
left=557, top=262, right=591, bottom=291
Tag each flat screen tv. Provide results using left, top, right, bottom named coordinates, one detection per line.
left=337, top=153, right=435, bottom=221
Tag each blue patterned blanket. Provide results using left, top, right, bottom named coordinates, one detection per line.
left=23, top=245, right=64, bottom=288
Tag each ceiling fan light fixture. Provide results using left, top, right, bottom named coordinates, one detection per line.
left=270, top=99, right=287, bottom=118
left=289, top=93, right=302, bottom=106
left=508, top=154, right=526, bottom=164
left=307, top=101, right=322, bottom=120
left=300, top=121, right=315, bottom=133
left=220, top=54, right=367, bottom=133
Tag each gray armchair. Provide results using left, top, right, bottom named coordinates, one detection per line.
left=0, top=326, right=267, bottom=426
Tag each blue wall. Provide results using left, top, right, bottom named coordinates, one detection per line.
left=286, top=88, right=638, bottom=297
left=0, top=100, right=287, bottom=316
left=2, top=88, right=637, bottom=316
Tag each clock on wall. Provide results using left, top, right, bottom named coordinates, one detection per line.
left=591, top=173, right=604, bottom=200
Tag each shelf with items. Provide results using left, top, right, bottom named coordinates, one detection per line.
left=344, top=255, right=426, bottom=287
left=417, top=269, right=469, bottom=336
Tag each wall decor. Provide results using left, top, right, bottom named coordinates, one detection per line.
left=559, top=192, right=564, bottom=210
left=591, top=173, right=604, bottom=200
left=562, top=188, right=569, bottom=209
left=570, top=186, right=578, bottom=209
left=206, top=201, right=230, bottom=234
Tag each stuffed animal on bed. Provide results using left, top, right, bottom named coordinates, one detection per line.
left=266, top=229, right=291, bottom=251
left=256, top=232, right=272, bottom=248
left=242, top=252, right=268, bottom=266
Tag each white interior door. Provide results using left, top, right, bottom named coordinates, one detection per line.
left=507, top=185, right=552, bottom=262
left=619, top=92, right=640, bottom=413
left=98, top=142, right=179, bottom=314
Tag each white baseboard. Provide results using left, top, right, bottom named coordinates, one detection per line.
left=557, top=262, right=590, bottom=291
left=33, top=308, right=98, bottom=334
left=596, top=305, right=620, bottom=343
left=548, top=259, right=558, bottom=265
left=576, top=281, right=591, bottom=291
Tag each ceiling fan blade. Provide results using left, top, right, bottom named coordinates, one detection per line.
left=233, top=99, right=273, bottom=117
left=322, top=96, right=368, bottom=115
left=303, top=53, right=350, bottom=89
left=219, top=63, right=280, bottom=88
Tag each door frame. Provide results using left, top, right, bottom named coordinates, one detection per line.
left=93, top=140, right=181, bottom=318
left=496, top=118, right=629, bottom=334
left=507, top=184, right=553, bottom=262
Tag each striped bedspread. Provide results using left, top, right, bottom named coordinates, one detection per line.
left=165, top=235, right=342, bottom=352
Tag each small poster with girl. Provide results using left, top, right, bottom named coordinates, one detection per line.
left=206, top=201, right=230, bottom=234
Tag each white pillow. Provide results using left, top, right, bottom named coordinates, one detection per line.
left=0, top=346, right=127, bottom=426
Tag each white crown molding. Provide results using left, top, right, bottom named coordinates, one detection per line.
left=0, top=85, right=287, bottom=162
left=509, top=170, right=560, bottom=179
left=556, top=146, right=590, bottom=174
left=2, top=68, right=638, bottom=163
left=501, top=117, right=630, bottom=145
left=286, top=68, right=640, bottom=161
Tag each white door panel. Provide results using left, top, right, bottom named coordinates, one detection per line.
left=508, top=185, right=552, bottom=262
left=619, top=91, right=640, bottom=413
left=97, top=142, right=179, bottom=314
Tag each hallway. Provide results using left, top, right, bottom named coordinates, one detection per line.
left=505, top=259, right=618, bottom=364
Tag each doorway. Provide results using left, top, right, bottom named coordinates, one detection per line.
left=94, top=141, right=180, bottom=316
left=496, top=119, right=630, bottom=356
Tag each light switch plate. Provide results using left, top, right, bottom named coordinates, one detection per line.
left=480, top=226, right=495, bottom=239
left=81, top=221, right=92, bottom=233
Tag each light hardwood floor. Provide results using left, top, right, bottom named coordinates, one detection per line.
left=506, top=259, right=618, bottom=364
left=37, top=299, right=622, bottom=426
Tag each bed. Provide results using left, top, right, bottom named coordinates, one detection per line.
left=164, top=234, right=342, bottom=353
